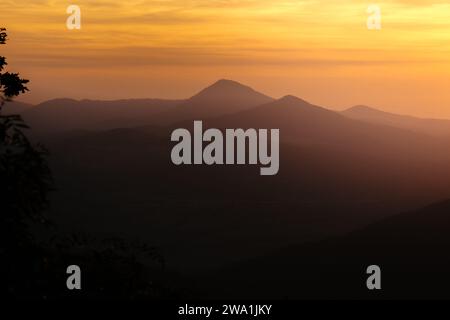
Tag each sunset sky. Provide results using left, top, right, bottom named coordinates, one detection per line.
left=2, top=0, right=450, bottom=118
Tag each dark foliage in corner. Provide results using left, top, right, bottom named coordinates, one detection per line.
left=0, top=28, right=51, bottom=246
left=1, top=29, right=175, bottom=300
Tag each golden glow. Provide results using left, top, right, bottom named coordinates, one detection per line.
left=2, top=0, right=450, bottom=117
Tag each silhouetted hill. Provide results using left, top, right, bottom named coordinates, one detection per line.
left=24, top=80, right=450, bottom=280
left=187, top=79, right=273, bottom=110
left=152, top=79, right=274, bottom=124
left=342, top=105, right=450, bottom=137
left=1, top=100, right=32, bottom=114
left=208, top=95, right=445, bottom=160
left=43, top=92, right=450, bottom=272
left=21, top=98, right=183, bottom=133
left=199, top=199, right=450, bottom=299
left=20, top=80, right=274, bottom=133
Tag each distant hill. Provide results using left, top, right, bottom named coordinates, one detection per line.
left=185, top=79, right=273, bottom=112
left=9, top=79, right=450, bottom=298
left=20, top=79, right=274, bottom=133
left=21, top=98, right=182, bottom=133
left=152, top=79, right=274, bottom=124
left=206, top=95, right=447, bottom=164
left=44, top=86, right=450, bottom=272
left=342, top=105, right=450, bottom=137
left=1, top=100, right=33, bottom=114
left=199, top=199, right=450, bottom=299
left=17, top=82, right=450, bottom=138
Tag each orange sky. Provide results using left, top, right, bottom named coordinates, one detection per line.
left=2, top=0, right=450, bottom=118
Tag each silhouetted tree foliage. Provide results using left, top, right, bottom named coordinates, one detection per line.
left=1, top=29, right=175, bottom=299
left=13, top=233, right=175, bottom=299
left=0, top=28, right=52, bottom=245
left=1, top=28, right=54, bottom=299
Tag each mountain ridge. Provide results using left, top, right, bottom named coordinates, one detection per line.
left=342, top=104, right=450, bottom=136
left=198, top=198, right=450, bottom=299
